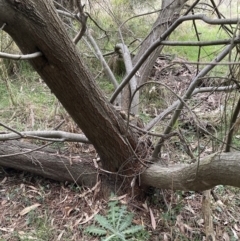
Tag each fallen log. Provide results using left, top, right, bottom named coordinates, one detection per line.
left=1, top=141, right=240, bottom=192
left=0, top=140, right=98, bottom=187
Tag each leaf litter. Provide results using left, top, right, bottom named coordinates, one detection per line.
left=0, top=56, right=240, bottom=240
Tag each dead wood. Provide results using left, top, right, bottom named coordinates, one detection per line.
left=0, top=140, right=98, bottom=187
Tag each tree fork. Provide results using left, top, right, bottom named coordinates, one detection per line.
left=0, top=0, right=140, bottom=172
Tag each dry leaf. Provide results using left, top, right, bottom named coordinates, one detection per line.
left=73, top=215, right=84, bottom=227
left=223, top=232, right=230, bottom=241
left=19, top=203, right=41, bottom=216
left=57, top=230, right=65, bottom=240
left=64, top=206, right=74, bottom=217
left=149, top=208, right=156, bottom=230
left=0, top=227, right=14, bottom=232
left=57, top=195, right=68, bottom=205
left=1, top=199, right=7, bottom=205
left=184, top=206, right=195, bottom=214
left=0, top=177, right=7, bottom=184
left=142, top=202, right=148, bottom=211
left=234, top=224, right=240, bottom=232
left=79, top=210, right=99, bottom=225
left=231, top=228, right=239, bottom=239
left=163, top=233, right=168, bottom=241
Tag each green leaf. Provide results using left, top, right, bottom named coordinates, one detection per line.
left=95, top=215, right=115, bottom=233
left=119, top=212, right=133, bottom=231
left=116, top=206, right=127, bottom=229
left=85, top=225, right=107, bottom=236
left=122, top=225, right=144, bottom=235
left=102, top=234, right=118, bottom=241
left=108, top=201, right=119, bottom=226
left=85, top=199, right=147, bottom=241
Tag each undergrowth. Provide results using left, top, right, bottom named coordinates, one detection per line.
left=85, top=199, right=149, bottom=241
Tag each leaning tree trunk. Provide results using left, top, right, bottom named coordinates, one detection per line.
left=0, top=0, right=139, bottom=173
left=132, top=0, right=188, bottom=85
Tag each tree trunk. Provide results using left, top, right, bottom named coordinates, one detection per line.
left=1, top=142, right=240, bottom=191
left=0, top=0, right=139, bottom=173
left=132, top=0, right=188, bottom=85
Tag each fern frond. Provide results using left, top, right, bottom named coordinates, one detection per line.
left=85, top=199, right=148, bottom=241
left=122, top=225, right=144, bottom=235
left=108, top=200, right=119, bottom=226
left=95, top=214, right=115, bottom=233
left=118, top=212, right=133, bottom=232
left=85, top=225, right=107, bottom=236
left=102, top=233, right=123, bottom=241
left=116, top=206, right=127, bottom=230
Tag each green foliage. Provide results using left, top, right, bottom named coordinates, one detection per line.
left=84, top=200, right=148, bottom=241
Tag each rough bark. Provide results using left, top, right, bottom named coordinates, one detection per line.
left=0, top=0, right=138, bottom=172
left=0, top=141, right=97, bottom=187
left=141, top=152, right=240, bottom=191
left=1, top=142, right=240, bottom=192
left=132, top=0, right=188, bottom=85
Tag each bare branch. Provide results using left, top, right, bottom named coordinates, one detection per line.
left=0, top=130, right=90, bottom=143
left=0, top=122, right=23, bottom=137
left=151, top=43, right=236, bottom=160
left=192, top=85, right=238, bottom=95
left=57, top=9, right=76, bottom=19
left=173, top=60, right=240, bottom=65
left=115, top=43, right=138, bottom=114
left=73, top=0, right=88, bottom=44
left=86, top=30, right=119, bottom=89
left=0, top=23, right=6, bottom=30
left=0, top=51, right=42, bottom=60
left=110, top=14, right=240, bottom=103
left=160, top=38, right=240, bottom=47
left=145, top=84, right=238, bottom=131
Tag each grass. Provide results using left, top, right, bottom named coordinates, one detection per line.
left=165, top=21, right=229, bottom=62
left=0, top=65, right=59, bottom=131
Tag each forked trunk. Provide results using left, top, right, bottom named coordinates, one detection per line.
left=0, top=0, right=139, bottom=173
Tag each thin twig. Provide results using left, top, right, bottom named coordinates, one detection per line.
left=0, top=122, right=23, bottom=137
left=73, top=0, right=88, bottom=44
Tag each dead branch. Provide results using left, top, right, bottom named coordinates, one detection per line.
left=110, top=14, right=240, bottom=103
left=0, top=131, right=90, bottom=143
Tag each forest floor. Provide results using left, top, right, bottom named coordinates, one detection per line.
left=1, top=166, right=240, bottom=240
left=0, top=56, right=240, bottom=241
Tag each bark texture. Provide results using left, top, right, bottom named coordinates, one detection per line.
left=1, top=142, right=240, bottom=192
left=141, top=152, right=240, bottom=190
left=132, top=0, right=188, bottom=85
left=0, top=0, right=138, bottom=172
left=0, top=141, right=97, bottom=187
